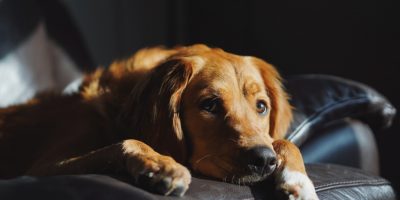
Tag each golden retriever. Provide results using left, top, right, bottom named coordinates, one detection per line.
left=0, top=44, right=318, bottom=199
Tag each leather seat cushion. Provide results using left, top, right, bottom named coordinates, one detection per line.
left=0, top=164, right=395, bottom=200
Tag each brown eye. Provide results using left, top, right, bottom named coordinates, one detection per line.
left=256, top=100, right=268, bottom=115
left=200, top=98, right=220, bottom=114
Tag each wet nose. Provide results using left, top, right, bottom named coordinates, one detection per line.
left=242, top=146, right=277, bottom=175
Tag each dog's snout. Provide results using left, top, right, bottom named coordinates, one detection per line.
left=242, top=147, right=277, bottom=175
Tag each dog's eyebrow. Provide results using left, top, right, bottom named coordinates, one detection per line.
left=194, top=81, right=228, bottom=96
left=197, top=88, right=221, bottom=99
left=243, top=82, right=261, bottom=96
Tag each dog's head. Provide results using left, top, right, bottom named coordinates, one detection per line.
left=127, top=44, right=292, bottom=184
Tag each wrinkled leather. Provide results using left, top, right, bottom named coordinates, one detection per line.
left=285, top=74, right=396, bottom=146
left=0, top=164, right=395, bottom=200
left=310, top=164, right=396, bottom=200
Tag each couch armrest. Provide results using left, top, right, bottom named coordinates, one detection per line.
left=300, top=119, right=380, bottom=173
left=285, top=74, right=396, bottom=146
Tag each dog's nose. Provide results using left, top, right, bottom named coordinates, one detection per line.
left=242, top=147, right=277, bottom=175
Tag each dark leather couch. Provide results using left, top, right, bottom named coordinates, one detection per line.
left=0, top=74, right=396, bottom=199
left=0, top=0, right=397, bottom=199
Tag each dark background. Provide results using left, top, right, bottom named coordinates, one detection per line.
left=60, top=0, right=399, bottom=190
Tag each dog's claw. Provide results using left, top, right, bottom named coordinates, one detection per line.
left=137, top=172, right=189, bottom=196
left=154, top=176, right=173, bottom=195
left=170, top=180, right=188, bottom=197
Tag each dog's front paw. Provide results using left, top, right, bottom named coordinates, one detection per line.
left=126, top=153, right=191, bottom=196
left=276, top=169, right=319, bottom=200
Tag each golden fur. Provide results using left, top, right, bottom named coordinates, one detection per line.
left=0, top=44, right=317, bottom=198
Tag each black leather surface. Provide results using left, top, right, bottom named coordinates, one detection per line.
left=0, top=164, right=395, bottom=200
left=301, top=119, right=380, bottom=174
left=0, top=0, right=93, bottom=70
left=285, top=74, right=396, bottom=146
left=0, top=0, right=40, bottom=59
left=310, top=164, right=396, bottom=200
left=37, top=0, right=95, bottom=70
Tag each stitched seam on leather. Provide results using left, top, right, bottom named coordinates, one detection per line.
left=315, top=179, right=390, bottom=192
left=287, top=96, right=368, bottom=141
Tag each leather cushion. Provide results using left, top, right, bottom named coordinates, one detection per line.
left=285, top=74, right=396, bottom=146
left=0, top=0, right=40, bottom=59
left=0, top=164, right=395, bottom=200
left=300, top=119, right=380, bottom=174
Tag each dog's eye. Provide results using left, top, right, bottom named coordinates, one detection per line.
left=200, top=98, right=220, bottom=114
left=256, top=100, right=268, bottom=115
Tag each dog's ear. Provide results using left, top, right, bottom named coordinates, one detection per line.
left=122, top=58, right=193, bottom=163
left=253, top=58, right=293, bottom=139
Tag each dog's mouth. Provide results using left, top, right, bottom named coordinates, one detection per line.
left=229, top=163, right=277, bottom=185
left=221, top=172, right=270, bottom=185
left=191, top=160, right=274, bottom=186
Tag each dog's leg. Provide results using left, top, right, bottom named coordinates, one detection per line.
left=272, top=140, right=319, bottom=200
left=27, top=139, right=191, bottom=196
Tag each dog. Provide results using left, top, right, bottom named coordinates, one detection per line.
left=0, top=44, right=318, bottom=199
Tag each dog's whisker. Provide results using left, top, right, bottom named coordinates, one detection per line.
left=215, top=158, right=234, bottom=172
left=192, top=154, right=213, bottom=170
left=228, top=138, right=239, bottom=144
left=223, top=112, right=231, bottom=121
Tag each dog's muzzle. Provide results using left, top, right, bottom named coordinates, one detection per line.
left=240, top=146, right=277, bottom=177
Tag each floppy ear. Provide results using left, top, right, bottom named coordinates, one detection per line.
left=253, top=58, right=293, bottom=139
left=121, top=58, right=193, bottom=163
